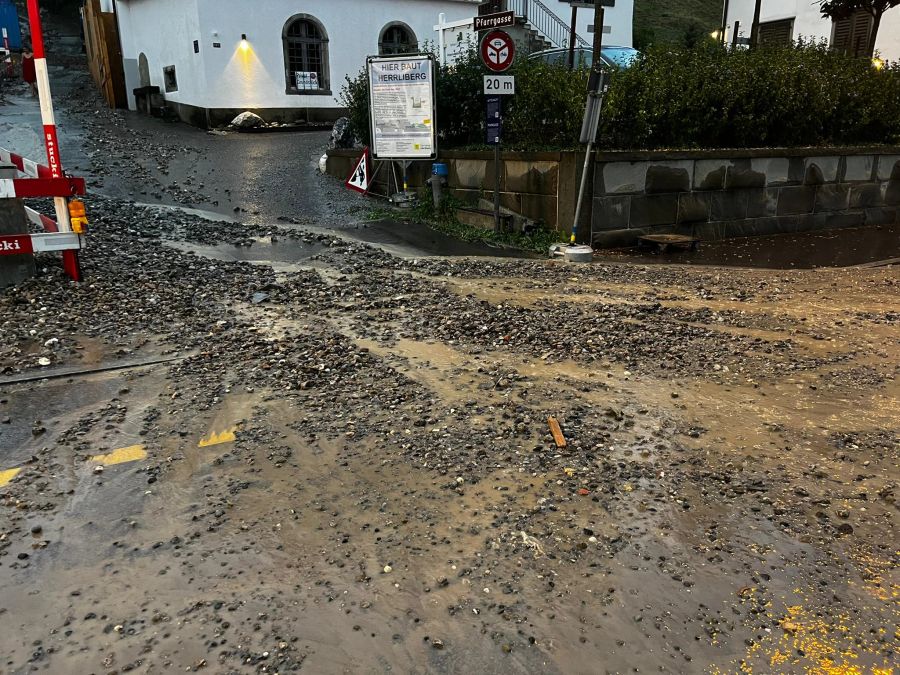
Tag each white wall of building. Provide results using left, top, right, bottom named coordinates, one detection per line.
left=726, top=0, right=900, bottom=60
left=115, top=0, right=480, bottom=113
left=114, top=0, right=206, bottom=110
left=113, top=0, right=637, bottom=116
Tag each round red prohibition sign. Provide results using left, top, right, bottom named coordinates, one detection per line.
left=480, top=30, right=515, bottom=72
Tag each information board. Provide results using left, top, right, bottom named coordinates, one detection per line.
left=367, top=55, right=437, bottom=160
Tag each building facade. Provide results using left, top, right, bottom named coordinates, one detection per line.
left=108, top=0, right=633, bottom=127
left=725, top=0, right=900, bottom=60
left=111, top=0, right=482, bottom=126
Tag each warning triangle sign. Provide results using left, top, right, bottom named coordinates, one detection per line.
left=345, top=148, right=370, bottom=194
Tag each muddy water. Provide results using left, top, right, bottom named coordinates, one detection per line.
left=2, top=262, right=898, bottom=674
left=601, top=223, right=900, bottom=269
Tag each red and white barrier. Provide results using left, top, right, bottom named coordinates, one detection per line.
left=0, top=176, right=85, bottom=198
left=0, top=231, right=81, bottom=254
left=0, top=148, right=54, bottom=179
left=0, top=1, right=87, bottom=281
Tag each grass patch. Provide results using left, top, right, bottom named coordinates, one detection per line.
left=365, top=194, right=564, bottom=254
left=633, top=0, right=723, bottom=48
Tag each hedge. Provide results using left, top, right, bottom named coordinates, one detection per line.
left=341, top=42, right=900, bottom=151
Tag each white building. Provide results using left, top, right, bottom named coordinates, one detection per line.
left=106, top=0, right=633, bottom=127
left=725, top=0, right=900, bottom=61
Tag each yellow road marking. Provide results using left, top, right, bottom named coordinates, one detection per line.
left=0, top=467, right=22, bottom=488
left=90, top=444, right=148, bottom=466
left=198, top=427, right=237, bottom=448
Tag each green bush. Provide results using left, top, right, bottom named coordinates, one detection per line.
left=341, top=46, right=586, bottom=150
left=341, top=42, right=900, bottom=151
left=602, top=41, right=900, bottom=149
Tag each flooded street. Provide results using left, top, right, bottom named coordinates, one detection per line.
left=600, top=223, right=900, bottom=270
left=1, top=208, right=897, bottom=673
left=1, top=36, right=898, bottom=675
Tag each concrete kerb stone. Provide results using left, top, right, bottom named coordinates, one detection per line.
left=725, top=159, right=767, bottom=189
left=804, top=156, right=840, bottom=184
left=849, top=183, right=884, bottom=209
left=599, top=162, right=647, bottom=194
left=777, top=185, right=818, bottom=216
left=645, top=160, right=693, bottom=193
left=876, top=155, right=900, bottom=181
left=693, top=160, right=729, bottom=191
left=814, top=184, right=851, bottom=212
left=592, top=194, right=631, bottom=231
left=751, top=157, right=791, bottom=186
left=843, top=155, right=877, bottom=182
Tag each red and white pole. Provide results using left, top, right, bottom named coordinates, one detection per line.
left=25, top=0, right=81, bottom=281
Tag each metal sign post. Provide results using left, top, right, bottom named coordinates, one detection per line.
left=569, top=1, right=610, bottom=248
left=367, top=54, right=437, bottom=205
left=485, top=95, right=502, bottom=230
left=480, top=28, right=515, bottom=232
left=559, top=0, right=616, bottom=70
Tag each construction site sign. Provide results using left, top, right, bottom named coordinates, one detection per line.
left=345, top=148, right=371, bottom=194
left=367, top=55, right=436, bottom=160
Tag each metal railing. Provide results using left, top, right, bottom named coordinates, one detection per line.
left=507, top=0, right=590, bottom=48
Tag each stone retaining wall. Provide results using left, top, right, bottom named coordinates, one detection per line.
left=326, top=149, right=580, bottom=230
left=325, top=147, right=900, bottom=246
left=592, top=149, right=900, bottom=246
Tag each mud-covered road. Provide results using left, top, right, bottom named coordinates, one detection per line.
left=1, top=202, right=897, bottom=674
left=1, top=38, right=899, bottom=675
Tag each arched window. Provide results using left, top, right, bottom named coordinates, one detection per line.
left=379, top=23, right=417, bottom=55
left=283, top=15, right=329, bottom=94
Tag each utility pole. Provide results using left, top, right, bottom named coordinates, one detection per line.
left=749, top=0, right=762, bottom=48
left=569, top=1, right=605, bottom=245
left=720, top=0, right=730, bottom=46
left=567, top=5, right=578, bottom=69
left=590, top=1, right=603, bottom=70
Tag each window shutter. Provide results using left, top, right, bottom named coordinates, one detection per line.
left=758, top=19, right=794, bottom=46
left=832, top=10, right=872, bottom=55
left=850, top=11, right=873, bottom=56
left=832, top=17, right=851, bottom=52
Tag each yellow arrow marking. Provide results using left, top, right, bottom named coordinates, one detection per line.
left=198, top=427, right=237, bottom=448
left=90, top=444, right=148, bottom=466
left=0, top=467, right=22, bottom=488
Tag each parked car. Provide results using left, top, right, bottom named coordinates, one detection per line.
left=528, top=46, right=640, bottom=69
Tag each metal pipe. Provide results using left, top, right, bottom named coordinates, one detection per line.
left=493, top=142, right=501, bottom=231
left=567, top=6, right=577, bottom=69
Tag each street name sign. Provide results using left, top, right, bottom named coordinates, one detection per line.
left=484, top=75, right=515, bottom=95
left=474, top=11, right=515, bottom=31
left=480, top=30, right=515, bottom=73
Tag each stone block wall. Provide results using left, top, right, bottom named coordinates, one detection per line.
left=592, top=149, right=900, bottom=247
left=326, top=149, right=573, bottom=229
